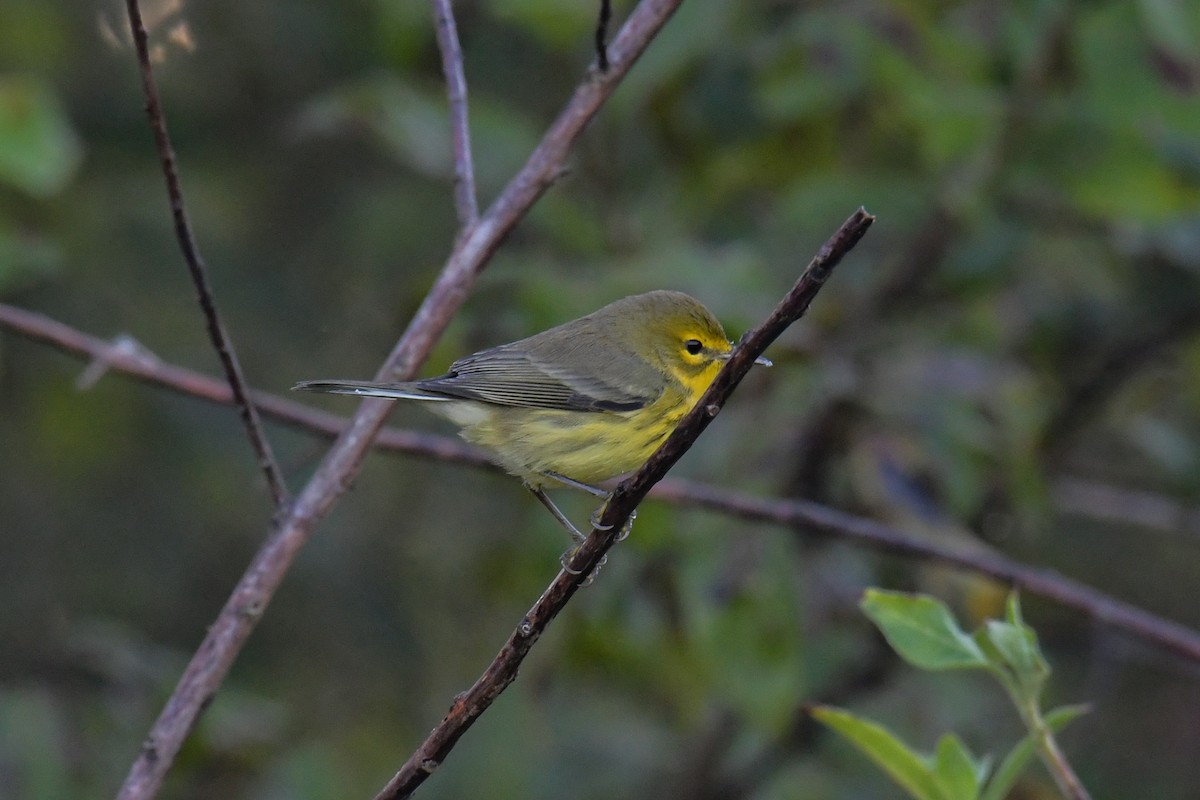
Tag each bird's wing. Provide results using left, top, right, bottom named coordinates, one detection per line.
left=418, top=328, right=665, bottom=412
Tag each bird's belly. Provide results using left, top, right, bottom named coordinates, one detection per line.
left=457, top=401, right=682, bottom=487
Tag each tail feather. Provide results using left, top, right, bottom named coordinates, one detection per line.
left=291, top=379, right=450, bottom=402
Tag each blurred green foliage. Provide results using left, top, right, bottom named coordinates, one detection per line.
left=1, top=0, right=1199, bottom=797
left=827, top=591, right=1089, bottom=800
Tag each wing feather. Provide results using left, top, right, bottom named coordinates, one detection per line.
left=417, top=324, right=666, bottom=412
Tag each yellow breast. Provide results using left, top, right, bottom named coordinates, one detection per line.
left=437, top=385, right=691, bottom=487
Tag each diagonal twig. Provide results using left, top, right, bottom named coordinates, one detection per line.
left=113, top=1, right=689, bottom=797
left=596, top=0, right=613, bottom=71
left=123, top=0, right=288, bottom=507
left=429, top=0, right=478, bottom=227
left=372, top=208, right=875, bottom=800
left=5, top=299, right=1200, bottom=666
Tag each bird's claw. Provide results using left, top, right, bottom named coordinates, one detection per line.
left=560, top=545, right=606, bottom=585
left=616, top=509, right=636, bottom=542
left=589, top=497, right=637, bottom=540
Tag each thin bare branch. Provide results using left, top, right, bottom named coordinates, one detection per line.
left=429, top=0, right=478, bottom=227
left=113, top=1, right=690, bottom=796
left=0, top=303, right=495, bottom=469
left=5, top=297, right=1200, bottom=667
left=596, top=0, right=613, bottom=71
left=123, top=0, right=288, bottom=507
left=653, top=480, right=1200, bottom=663
left=372, top=208, right=874, bottom=800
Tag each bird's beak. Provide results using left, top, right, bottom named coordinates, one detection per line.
left=717, top=348, right=773, bottom=367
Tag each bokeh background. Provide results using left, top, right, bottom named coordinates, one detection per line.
left=2, top=0, right=1200, bottom=797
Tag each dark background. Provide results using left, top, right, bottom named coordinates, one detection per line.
left=1, top=0, right=1199, bottom=797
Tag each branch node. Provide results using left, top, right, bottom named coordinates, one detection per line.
left=238, top=596, right=266, bottom=619
left=76, top=334, right=157, bottom=390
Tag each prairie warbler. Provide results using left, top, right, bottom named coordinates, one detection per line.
left=294, top=291, right=770, bottom=544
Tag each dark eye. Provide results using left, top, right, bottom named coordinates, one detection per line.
left=684, top=339, right=703, bottom=355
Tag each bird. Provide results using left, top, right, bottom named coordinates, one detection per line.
left=293, top=290, right=770, bottom=560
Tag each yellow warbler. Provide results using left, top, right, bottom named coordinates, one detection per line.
left=294, top=290, right=769, bottom=541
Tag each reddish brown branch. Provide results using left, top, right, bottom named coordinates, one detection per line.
left=112, top=1, right=690, bottom=797
left=0, top=303, right=496, bottom=469
left=5, top=298, right=1200, bottom=667
left=429, top=0, right=478, bottom=227
left=655, top=479, right=1200, bottom=662
left=123, top=0, right=288, bottom=508
left=372, top=208, right=874, bottom=800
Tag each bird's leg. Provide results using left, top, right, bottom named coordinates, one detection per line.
left=525, top=482, right=597, bottom=576
left=542, top=470, right=636, bottom=540
left=527, top=480, right=610, bottom=580
left=526, top=483, right=587, bottom=542
left=543, top=471, right=608, bottom=497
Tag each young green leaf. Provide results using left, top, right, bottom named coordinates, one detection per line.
left=982, top=618, right=1049, bottom=699
left=1004, top=593, right=1024, bottom=628
left=933, top=734, right=988, bottom=800
left=861, top=590, right=989, bottom=671
left=810, top=705, right=947, bottom=800
left=979, top=705, right=1089, bottom=800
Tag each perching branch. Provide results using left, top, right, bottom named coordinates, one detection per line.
left=123, top=0, right=288, bottom=508
left=113, top=1, right=689, bottom=797
left=429, top=0, right=478, bottom=227
left=371, top=208, right=875, bottom=800
left=5, top=298, right=1200, bottom=666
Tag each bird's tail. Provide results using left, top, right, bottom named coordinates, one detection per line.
left=291, top=379, right=451, bottom=402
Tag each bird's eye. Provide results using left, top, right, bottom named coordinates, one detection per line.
left=684, top=339, right=704, bottom=355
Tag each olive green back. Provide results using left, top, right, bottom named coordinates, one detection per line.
left=415, top=291, right=727, bottom=412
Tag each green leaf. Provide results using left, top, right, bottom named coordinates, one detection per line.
left=979, top=705, right=1089, bottom=800
left=861, top=590, right=989, bottom=671
left=933, top=734, right=987, bottom=800
left=980, top=596, right=1049, bottom=700
left=0, top=76, right=82, bottom=197
left=810, top=705, right=947, bottom=800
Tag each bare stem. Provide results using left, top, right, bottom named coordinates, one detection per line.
left=111, top=0, right=690, bottom=797
left=123, top=0, right=288, bottom=508
left=1024, top=700, right=1092, bottom=800
left=429, top=0, right=478, bottom=227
